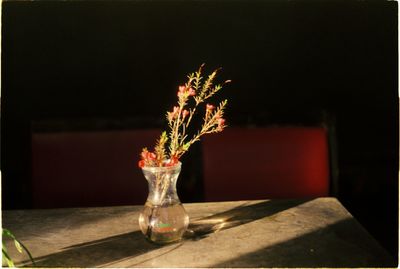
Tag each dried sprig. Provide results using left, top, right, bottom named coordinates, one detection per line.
left=154, top=132, right=168, bottom=166
left=139, top=64, right=230, bottom=168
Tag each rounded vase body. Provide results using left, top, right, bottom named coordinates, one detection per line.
left=138, top=162, right=189, bottom=244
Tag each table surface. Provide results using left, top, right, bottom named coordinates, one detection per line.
left=2, top=198, right=395, bottom=268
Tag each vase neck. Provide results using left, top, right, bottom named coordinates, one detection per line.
left=142, top=166, right=181, bottom=206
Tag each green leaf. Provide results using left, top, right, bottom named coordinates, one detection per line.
left=2, top=247, right=15, bottom=268
left=13, top=239, right=22, bottom=253
left=3, top=229, right=15, bottom=239
left=182, top=143, right=190, bottom=151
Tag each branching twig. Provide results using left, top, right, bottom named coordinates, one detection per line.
left=139, top=64, right=230, bottom=167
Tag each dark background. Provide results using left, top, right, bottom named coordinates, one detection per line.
left=1, top=0, right=398, bottom=261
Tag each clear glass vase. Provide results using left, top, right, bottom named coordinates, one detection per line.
left=138, top=162, right=189, bottom=244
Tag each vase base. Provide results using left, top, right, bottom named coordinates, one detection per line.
left=145, top=235, right=183, bottom=245
left=144, top=226, right=186, bottom=244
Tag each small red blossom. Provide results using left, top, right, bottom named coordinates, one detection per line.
left=168, top=106, right=180, bottom=121
left=177, top=86, right=186, bottom=97
left=206, top=104, right=215, bottom=111
left=138, top=160, right=145, bottom=168
left=167, top=112, right=174, bottom=122
left=148, top=152, right=157, bottom=160
left=216, top=118, right=226, bottom=132
left=187, top=88, right=196, bottom=96
left=182, top=109, right=189, bottom=118
left=165, top=157, right=179, bottom=167
left=177, top=86, right=195, bottom=97
left=141, top=151, right=156, bottom=161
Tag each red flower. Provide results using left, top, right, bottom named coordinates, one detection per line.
left=188, top=88, right=196, bottom=96
left=218, top=118, right=225, bottom=126
left=138, top=160, right=145, bottom=168
left=165, top=157, right=179, bottom=167
left=182, top=109, right=189, bottom=118
left=177, top=86, right=186, bottom=97
left=141, top=151, right=156, bottom=161
left=147, top=152, right=156, bottom=160
left=168, top=106, right=180, bottom=121
left=177, top=86, right=195, bottom=97
left=167, top=112, right=174, bottom=122
left=206, top=104, right=215, bottom=111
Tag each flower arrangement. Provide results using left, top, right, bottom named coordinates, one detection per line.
left=138, top=64, right=230, bottom=168
left=137, top=64, right=230, bottom=243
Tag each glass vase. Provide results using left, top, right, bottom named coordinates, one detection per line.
left=138, top=162, right=189, bottom=244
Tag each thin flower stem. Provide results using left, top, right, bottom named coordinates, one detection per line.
left=185, top=107, right=196, bottom=128
left=181, top=121, right=186, bottom=147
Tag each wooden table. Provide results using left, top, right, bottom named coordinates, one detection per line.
left=2, top=198, right=395, bottom=267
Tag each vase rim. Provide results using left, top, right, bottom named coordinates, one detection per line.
left=141, top=161, right=182, bottom=172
